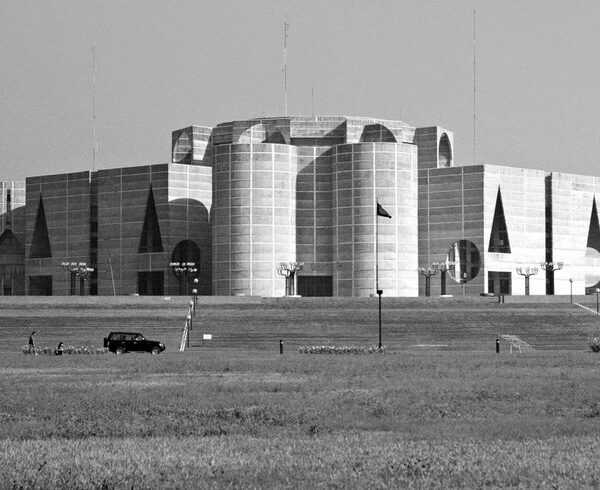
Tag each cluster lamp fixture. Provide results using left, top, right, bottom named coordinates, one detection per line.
left=170, top=262, right=198, bottom=295
left=61, top=262, right=94, bottom=296
left=515, top=266, right=538, bottom=296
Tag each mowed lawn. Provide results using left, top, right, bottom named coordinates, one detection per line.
left=2, top=296, right=600, bottom=488
left=1, top=295, right=598, bottom=353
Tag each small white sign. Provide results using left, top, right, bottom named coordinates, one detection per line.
left=203, top=334, right=212, bottom=340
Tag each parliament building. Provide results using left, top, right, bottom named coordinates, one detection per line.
left=0, top=115, right=598, bottom=297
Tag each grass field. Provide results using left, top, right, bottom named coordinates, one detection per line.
left=2, top=296, right=600, bottom=488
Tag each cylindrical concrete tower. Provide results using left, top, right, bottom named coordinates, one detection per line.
left=213, top=143, right=297, bottom=296
left=332, top=142, right=418, bottom=296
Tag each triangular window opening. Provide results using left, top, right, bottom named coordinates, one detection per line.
left=29, top=195, right=52, bottom=259
left=488, top=187, right=511, bottom=253
left=138, top=186, right=164, bottom=253
left=586, top=197, right=600, bottom=252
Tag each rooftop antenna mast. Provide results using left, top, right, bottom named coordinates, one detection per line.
left=283, top=20, right=289, bottom=116
left=92, top=46, right=98, bottom=172
left=473, top=1, right=476, bottom=165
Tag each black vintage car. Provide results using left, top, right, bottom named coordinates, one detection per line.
left=104, top=332, right=166, bottom=355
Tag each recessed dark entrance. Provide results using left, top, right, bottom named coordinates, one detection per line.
left=29, top=275, right=52, bottom=295
left=297, top=276, right=333, bottom=297
left=488, top=271, right=511, bottom=295
left=138, top=271, right=164, bottom=296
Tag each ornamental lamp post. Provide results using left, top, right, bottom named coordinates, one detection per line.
left=277, top=262, right=304, bottom=296
left=540, top=261, right=564, bottom=295
left=61, top=262, right=76, bottom=295
left=61, top=261, right=94, bottom=296
left=516, top=266, right=538, bottom=296
left=77, top=264, right=94, bottom=296
left=432, top=262, right=449, bottom=295
left=540, top=261, right=564, bottom=272
left=170, top=262, right=197, bottom=295
left=189, top=299, right=194, bottom=318
left=596, top=288, right=600, bottom=314
left=277, top=266, right=291, bottom=296
left=418, top=267, right=438, bottom=297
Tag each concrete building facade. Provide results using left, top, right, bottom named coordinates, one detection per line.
left=418, top=165, right=548, bottom=297
left=198, top=116, right=426, bottom=297
left=0, top=114, right=597, bottom=297
left=0, top=181, right=26, bottom=295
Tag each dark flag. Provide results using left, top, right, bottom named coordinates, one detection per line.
left=377, top=202, right=392, bottom=219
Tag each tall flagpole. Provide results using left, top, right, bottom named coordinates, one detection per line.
left=376, top=198, right=382, bottom=349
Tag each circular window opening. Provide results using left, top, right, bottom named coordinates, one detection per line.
left=585, top=247, right=600, bottom=289
left=439, top=133, right=452, bottom=167
left=447, top=240, right=480, bottom=283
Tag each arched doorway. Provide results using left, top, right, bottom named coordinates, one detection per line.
left=170, top=240, right=201, bottom=295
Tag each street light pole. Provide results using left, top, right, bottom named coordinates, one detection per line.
left=377, top=288, right=383, bottom=349
left=569, top=278, right=573, bottom=303
left=516, top=266, right=539, bottom=296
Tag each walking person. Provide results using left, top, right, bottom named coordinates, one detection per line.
left=55, top=342, right=64, bottom=356
left=28, top=331, right=37, bottom=355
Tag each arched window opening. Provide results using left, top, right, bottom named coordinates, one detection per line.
left=359, top=124, right=397, bottom=143
left=438, top=133, right=452, bottom=167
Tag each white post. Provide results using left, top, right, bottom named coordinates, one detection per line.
left=108, top=255, right=116, bottom=296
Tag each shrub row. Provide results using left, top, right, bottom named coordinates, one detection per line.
left=22, top=346, right=109, bottom=355
left=298, top=345, right=386, bottom=355
left=587, top=335, right=600, bottom=352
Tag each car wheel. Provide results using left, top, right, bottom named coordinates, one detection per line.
left=115, top=347, right=125, bottom=355
left=151, top=347, right=160, bottom=355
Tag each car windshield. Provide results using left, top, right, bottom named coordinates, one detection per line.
left=134, top=334, right=145, bottom=341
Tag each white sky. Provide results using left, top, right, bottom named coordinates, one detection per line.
left=1, top=0, right=599, bottom=180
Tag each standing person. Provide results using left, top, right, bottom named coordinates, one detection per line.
left=28, top=331, right=36, bottom=355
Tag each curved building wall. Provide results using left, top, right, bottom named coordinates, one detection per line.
left=213, top=143, right=297, bottom=296
left=332, top=143, right=418, bottom=297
